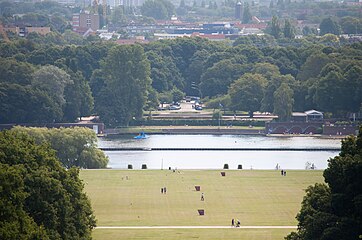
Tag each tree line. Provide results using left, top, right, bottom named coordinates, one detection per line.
left=286, top=125, right=362, bottom=239
left=0, top=34, right=361, bottom=125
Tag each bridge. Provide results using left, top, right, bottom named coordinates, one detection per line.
left=99, top=147, right=340, bottom=152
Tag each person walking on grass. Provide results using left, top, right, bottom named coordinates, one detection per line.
left=201, top=193, right=204, bottom=201
left=231, top=218, right=234, bottom=227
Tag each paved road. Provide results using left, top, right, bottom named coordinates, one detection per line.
left=95, top=226, right=297, bottom=229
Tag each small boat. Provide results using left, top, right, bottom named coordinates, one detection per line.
left=134, top=132, right=149, bottom=139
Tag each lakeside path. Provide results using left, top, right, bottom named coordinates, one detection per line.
left=104, top=126, right=265, bottom=136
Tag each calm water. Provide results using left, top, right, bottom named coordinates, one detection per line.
left=98, top=135, right=341, bottom=170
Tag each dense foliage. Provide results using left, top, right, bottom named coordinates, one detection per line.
left=0, top=33, right=361, bottom=126
left=286, top=126, right=362, bottom=240
left=0, top=130, right=96, bottom=239
left=10, top=126, right=108, bottom=169
left=95, top=44, right=151, bottom=126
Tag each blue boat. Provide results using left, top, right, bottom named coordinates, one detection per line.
left=134, top=132, right=149, bottom=139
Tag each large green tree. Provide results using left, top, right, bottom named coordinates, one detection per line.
left=0, top=130, right=96, bottom=239
left=32, top=65, right=72, bottom=111
left=269, top=16, right=282, bottom=39
left=313, top=64, right=346, bottom=115
left=228, top=73, right=267, bottom=117
left=11, top=127, right=108, bottom=169
left=283, top=19, right=295, bottom=39
left=320, top=17, right=341, bottom=36
left=273, top=82, right=294, bottom=121
left=200, top=59, right=245, bottom=97
left=286, top=126, right=362, bottom=240
left=96, top=45, right=151, bottom=126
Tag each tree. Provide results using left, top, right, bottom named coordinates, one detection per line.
left=283, top=19, right=295, bottom=39
left=320, top=17, right=341, bottom=36
left=242, top=3, right=252, bottom=24
left=313, top=64, right=346, bottom=115
left=0, top=164, right=48, bottom=240
left=11, top=127, right=108, bottom=169
left=228, top=73, right=267, bottom=117
left=96, top=45, right=151, bottom=126
left=233, top=35, right=277, bottom=48
left=0, top=130, right=96, bottom=239
left=185, top=49, right=210, bottom=96
left=146, top=50, right=183, bottom=92
left=261, top=74, right=296, bottom=113
left=0, top=58, right=34, bottom=85
left=32, top=65, right=72, bottom=110
left=273, top=83, right=294, bottom=121
left=286, top=126, right=362, bottom=240
left=63, top=70, right=94, bottom=122
left=302, top=26, right=318, bottom=36
left=269, top=16, right=281, bottom=39
left=344, top=64, right=362, bottom=113
left=206, top=95, right=231, bottom=110
left=171, top=87, right=185, bottom=102
left=145, top=87, right=159, bottom=110
left=0, top=83, right=62, bottom=124
left=200, top=59, right=245, bottom=98
left=340, top=17, right=362, bottom=35
left=297, top=53, right=331, bottom=81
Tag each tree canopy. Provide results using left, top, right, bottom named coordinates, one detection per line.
left=10, top=127, right=108, bottom=169
left=95, top=44, right=151, bottom=126
left=286, top=126, right=362, bottom=240
left=0, top=130, right=97, bottom=239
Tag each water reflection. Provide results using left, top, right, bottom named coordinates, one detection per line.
left=98, top=135, right=341, bottom=170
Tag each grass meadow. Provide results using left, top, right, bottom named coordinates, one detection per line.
left=80, top=170, right=324, bottom=239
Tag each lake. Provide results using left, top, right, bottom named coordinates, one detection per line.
left=98, top=134, right=342, bottom=170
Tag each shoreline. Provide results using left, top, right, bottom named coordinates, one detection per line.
left=101, top=126, right=349, bottom=139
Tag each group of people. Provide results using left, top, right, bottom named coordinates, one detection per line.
left=281, top=170, right=287, bottom=176
left=161, top=187, right=167, bottom=194
left=231, top=218, right=240, bottom=227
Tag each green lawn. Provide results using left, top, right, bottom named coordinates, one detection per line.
left=80, top=170, right=324, bottom=239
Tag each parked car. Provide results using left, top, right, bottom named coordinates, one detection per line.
left=195, top=105, right=203, bottom=110
left=169, top=105, right=181, bottom=110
